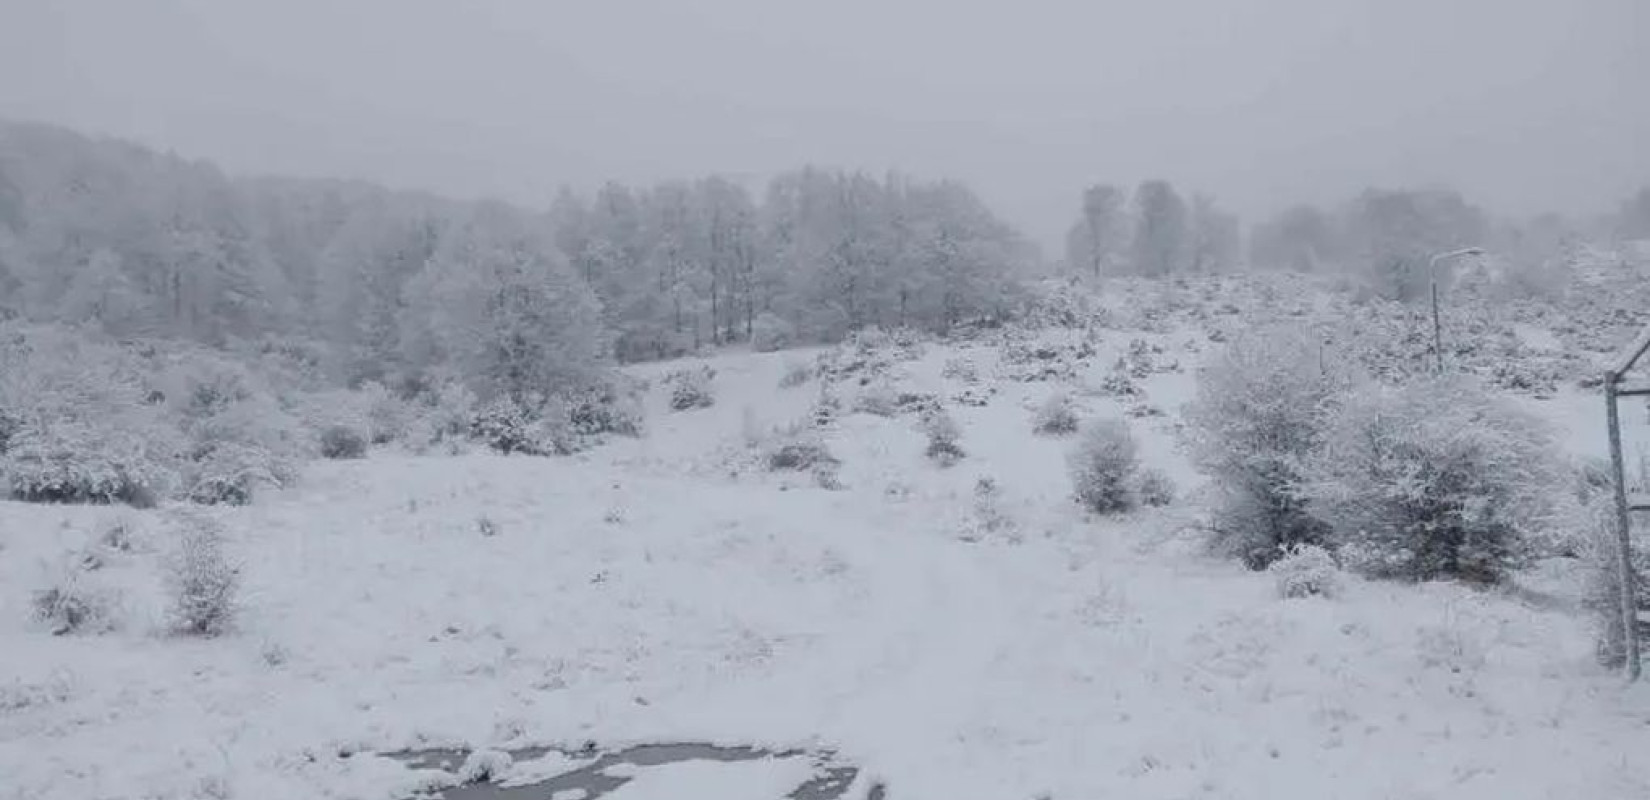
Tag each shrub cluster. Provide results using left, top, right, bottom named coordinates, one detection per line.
left=1184, top=323, right=1563, bottom=583
left=1032, top=391, right=1079, bottom=435
left=665, top=365, right=717, bottom=411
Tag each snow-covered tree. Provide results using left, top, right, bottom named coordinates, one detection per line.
left=400, top=202, right=607, bottom=403
left=1617, top=186, right=1650, bottom=242
left=1343, top=187, right=1487, bottom=302
left=1130, top=180, right=1188, bottom=276
left=1249, top=204, right=1339, bottom=272
left=1064, top=183, right=1127, bottom=279
left=1187, top=194, right=1241, bottom=273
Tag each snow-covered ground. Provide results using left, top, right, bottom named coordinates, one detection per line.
left=6, top=325, right=1650, bottom=800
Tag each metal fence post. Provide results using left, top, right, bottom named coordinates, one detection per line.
left=1606, top=371, right=1642, bottom=680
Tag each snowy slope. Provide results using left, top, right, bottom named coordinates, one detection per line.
left=5, top=327, right=1650, bottom=800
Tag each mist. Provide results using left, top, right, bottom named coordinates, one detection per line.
left=2, top=0, right=1644, bottom=248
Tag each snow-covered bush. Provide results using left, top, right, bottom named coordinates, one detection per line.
left=779, top=360, right=814, bottom=389
left=751, top=312, right=796, bottom=353
left=1067, top=419, right=1141, bottom=514
left=942, top=356, right=978, bottom=383
left=0, top=323, right=181, bottom=507
left=1303, top=376, right=1562, bottom=583
left=852, top=382, right=900, bottom=417
left=922, top=410, right=965, bottom=467
left=185, top=441, right=291, bottom=506
left=1097, top=360, right=1141, bottom=398
left=1032, top=391, right=1079, bottom=435
left=158, top=352, right=301, bottom=505
left=165, top=515, right=239, bottom=637
left=1122, top=338, right=1157, bottom=378
left=1268, top=544, right=1342, bottom=599
left=967, top=476, right=1016, bottom=541
left=470, top=396, right=572, bottom=456
left=359, top=381, right=416, bottom=445
left=421, top=381, right=478, bottom=447
left=319, top=425, right=367, bottom=460
left=1183, top=325, right=1346, bottom=568
left=3, top=422, right=171, bottom=507
left=811, top=385, right=842, bottom=428
left=566, top=376, right=646, bottom=438
left=665, top=365, right=716, bottom=411
left=1416, top=621, right=1487, bottom=674
left=765, top=435, right=839, bottom=473
left=32, top=567, right=120, bottom=635
left=1132, top=467, right=1175, bottom=508
left=999, top=337, right=1088, bottom=383
left=895, top=391, right=943, bottom=418
left=457, top=750, right=513, bottom=784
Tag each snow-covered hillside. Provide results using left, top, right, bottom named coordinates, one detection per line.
left=5, top=319, right=1650, bottom=800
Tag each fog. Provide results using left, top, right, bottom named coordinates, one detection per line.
left=2, top=0, right=1644, bottom=248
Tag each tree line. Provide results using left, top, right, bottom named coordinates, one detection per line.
left=0, top=120, right=1032, bottom=402
left=1064, top=179, right=1650, bottom=302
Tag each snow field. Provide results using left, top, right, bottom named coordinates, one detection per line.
left=3, top=331, right=1650, bottom=799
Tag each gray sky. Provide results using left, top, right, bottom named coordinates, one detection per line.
left=2, top=0, right=1645, bottom=249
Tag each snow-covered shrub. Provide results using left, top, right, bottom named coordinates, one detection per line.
left=1122, top=338, right=1157, bottom=378
left=1032, top=391, right=1079, bottom=435
left=1303, top=376, right=1561, bottom=584
left=457, top=749, right=513, bottom=785
left=895, top=391, right=943, bottom=418
left=852, top=382, right=900, bottom=417
left=185, top=441, right=291, bottom=506
left=922, top=410, right=965, bottom=467
left=0, top=408, right=21, bottom=454
left=665, top=365, right=716, bottom=411
left=3, top=422, right=170, bottom=507
left=470, top=396, right=572, bottom=456
left=1068, top=419, right=1141, bottom=514
left=0, top=324, right=181, bottom=507
left=779, top=360, right=814, bottom=389
left=100, top=515, right=140, bottom=553
left=1268, top=544, right=1342, bottom=599
left=942, top=356, right=978, bottom=383
left=359, top=381, right=416, bottom=445
left=319, top=425, right=367, bottom=460
left=1132, top=467, right=1175, bottom=508
left=750, top=312, right=796, bottom=353
left=422, top=381, right=478, bottom=447
left=165, top=515, right=239, bottom=637
left=1097, top=360, right=1141, bottom=397
left=1416, top=621, right=1487, bottom=674
left=765, top=435, right=839, bottom=473
left=32, top=567, right=120, bottom=635
left=566, top=376, right=646, bottom=438
left=811, top=386, right=842, bottom=428
left=159, top=352, right=301, bottom=505
left=999, top=338, right=1087, bottom=383
left=966, top=476, right=1016, bottom=541
left=1183, top=325, right=1346, bottom=569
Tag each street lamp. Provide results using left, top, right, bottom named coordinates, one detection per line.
left=1428, top=246, right=1484, bottom=373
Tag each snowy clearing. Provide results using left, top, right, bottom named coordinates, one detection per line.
left=5, top=333, right=1650, bottom=800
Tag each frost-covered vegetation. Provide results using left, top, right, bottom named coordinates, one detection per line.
left=1067, top=419, right=1144, bottom=514
left=8, top=117, right=1650, bottom=800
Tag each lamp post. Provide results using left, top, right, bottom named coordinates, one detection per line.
left=1428, top=247, right=1484, bottom=373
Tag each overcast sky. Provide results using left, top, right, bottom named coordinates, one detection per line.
left=1, top=0, right=1645, bottom=249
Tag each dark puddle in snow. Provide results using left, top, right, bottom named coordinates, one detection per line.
left=391, top=742, right=886, bottom=799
